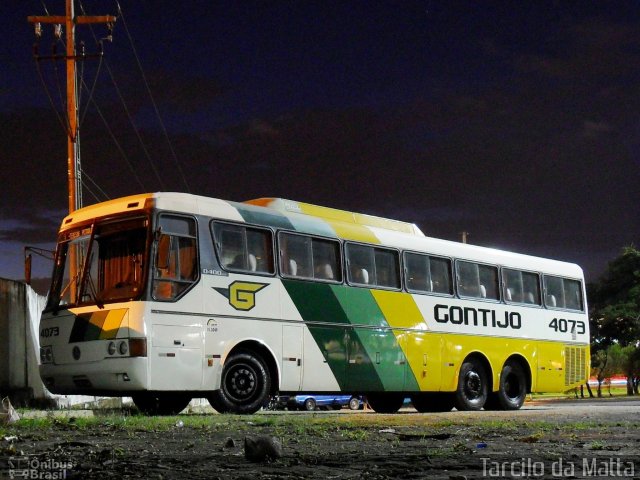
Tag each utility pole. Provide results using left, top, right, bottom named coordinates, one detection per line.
left=461, top=231, right=469, bottom=244
left=28, top=1, right=116, bottom=214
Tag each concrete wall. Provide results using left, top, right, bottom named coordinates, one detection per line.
left=0, top=278, right=47, bottom=403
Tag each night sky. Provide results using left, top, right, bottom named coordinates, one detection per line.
left=2, top=1, right=639, bottom=285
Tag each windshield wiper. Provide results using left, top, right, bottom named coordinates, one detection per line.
left=82, top=251, right=105, bottom=309
left=77, top=223, right=104, bottom=309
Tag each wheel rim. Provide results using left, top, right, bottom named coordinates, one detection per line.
left=224, top=363, right=258, bottom=403
left=464, top=370, right=483, bottom=399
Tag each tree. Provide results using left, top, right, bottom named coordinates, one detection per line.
left=588, top=246, right=640, bottom=395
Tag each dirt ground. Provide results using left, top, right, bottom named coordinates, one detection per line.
left=2, top=397, right=640, bottom=480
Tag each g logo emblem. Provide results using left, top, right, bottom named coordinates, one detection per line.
left=213, top=281, right=268, bottom=311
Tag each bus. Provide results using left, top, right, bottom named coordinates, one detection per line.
left=39, top=193, right=590, bottom=414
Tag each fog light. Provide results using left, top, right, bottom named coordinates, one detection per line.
left=107, top=342, right=116, bottom=355
left=118, top=340, right=128, bottom=355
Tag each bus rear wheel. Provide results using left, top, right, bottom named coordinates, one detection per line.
left=496, top=361, right=527, bottom=410
left=366, top=393, right=404, bottom=413
left=218, top=350, right=271, bottom=414
left=412, top=393, right=455, bottom=412
left=132, top=392, right=191, bottom=415
left=454, top=359, right=489, bottom=411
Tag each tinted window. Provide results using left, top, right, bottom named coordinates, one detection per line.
left=153, top=215, right=198, bottom=301
left=405, top=252, right=452, bottom=295
left=503, top=268, right=541, bottom=305
left=212, top=222, right=274, bottom=274
left=346, top=243, right=400, bottom=289
left=457, top=261, right=499, bottom=300
left=279, top=232, right=341, bottom=282
left=544, top=275, right=584, bottom=311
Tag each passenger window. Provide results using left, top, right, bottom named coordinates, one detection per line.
left=564, top=279, right=583, bottom=311
left=279, top=233, right=312, bottom=278
left=405, top=253, right=430, bottom=292
left=212, top=222, right=274, bottom=274
left=503, top=268, right=541, bottom=305
left=544, top=275, right=564, bottom=308
left=457, top=261, right=499, bottom=300
left=375, top=248, right=400, bottom=288
left=346, top=243, right=400, bottom=289
left=312, top=238, right=342, bottom=282
left=544, top=275, right=583, bottom=311
left=404, top=252, right=452, bottom=295
left=346, top=243, right=374, bottom=285
left=430, top=257, right=453, bottom=295
left=279, top=232, right=341, bottom=282
left=153, top=215, right=198, bottom=301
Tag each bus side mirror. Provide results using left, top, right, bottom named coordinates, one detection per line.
left=25, top=253, right=32, bottom=285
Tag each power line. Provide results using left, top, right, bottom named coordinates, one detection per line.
left=82, top=170, right=110, bottom=201
left=79, top=76, right=147, bottom=192
left=79, top=0, right=166, bottom=191
left=116, top=1, right=191, bottom=193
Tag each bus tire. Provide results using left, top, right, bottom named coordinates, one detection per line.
left=412, top=393, right=455, bottom=412
left=132, top=392, right=191, bottom=416
left=218, top=350, right=271, bottom=414
left=495, top=361, right=527, bottom=410
left=206, top=390, right=230, bottom=413
left=366, top=393, right=404, bottom=413
left=454, top=359, right=488, bottom=411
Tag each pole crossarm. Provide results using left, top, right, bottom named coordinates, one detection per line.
left=28, top=2, right=116, bottom=215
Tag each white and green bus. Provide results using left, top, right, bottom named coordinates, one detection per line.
left=39, top=193, right=589, bottom=414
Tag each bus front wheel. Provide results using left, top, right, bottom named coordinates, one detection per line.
left=132, top=392, right=191, bottom=416
left=218, top=350, right=271, bottom=414
left=454, top=359, right=489, bottom=411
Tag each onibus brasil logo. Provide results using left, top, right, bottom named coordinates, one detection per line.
left=213, top=281, right=269, bottom=311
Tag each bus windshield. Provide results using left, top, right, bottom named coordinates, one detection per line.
left=47, top=216, right=149, bottom=310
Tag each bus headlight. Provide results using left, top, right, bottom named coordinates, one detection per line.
left=107, top=342, right=116, bottom=355
left=118, top=340, right=128, bottom=355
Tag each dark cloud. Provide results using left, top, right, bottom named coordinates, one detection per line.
left=1, top=1, right=639, bottom=282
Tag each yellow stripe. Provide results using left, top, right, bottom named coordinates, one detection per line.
left=370, top=290, right=589, bottom=393
left=371, top=290, right=438, bottom=389
left=297, top=203, right=381, bottom=243
left=99, top=309, right=128, bottom=339
left=371, top=290, right=426, bottom=330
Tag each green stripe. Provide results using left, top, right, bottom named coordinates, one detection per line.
left=282, top=280, right=349, bottom=389
left=333, top=287, right=416, bottom=391
left=284, top=279, right=419, bottom=392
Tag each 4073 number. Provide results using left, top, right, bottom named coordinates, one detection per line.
left=548, top=318, right=585, bottom=334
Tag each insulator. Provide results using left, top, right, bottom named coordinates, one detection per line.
left=34, top=22, right=42, bottom=38
left=54, top=24, right=62, bottom=40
